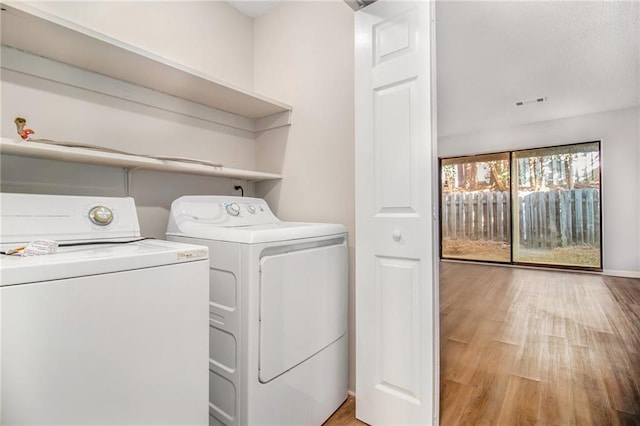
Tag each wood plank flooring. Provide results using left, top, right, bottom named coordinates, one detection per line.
left=325, top=262, right=640, bottom=425
left=323, top=396, right=367, bottom=426
left=440, top=262, right=640, bottom=425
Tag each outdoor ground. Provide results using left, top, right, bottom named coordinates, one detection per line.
left=442, top=239, right=600, bottom=268
left=442, top=239, right=511, bottom=262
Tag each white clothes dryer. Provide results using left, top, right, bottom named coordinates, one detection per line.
left=166, top=196, right=348, bottom=426
left=1, top=193, right=209, bottom=425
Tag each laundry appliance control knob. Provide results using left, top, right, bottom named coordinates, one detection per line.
left=89, top=206, right=114, bottom=226
left=247, top=205, right=256, bottom=214
left=226, top=203, right=241, bottom=216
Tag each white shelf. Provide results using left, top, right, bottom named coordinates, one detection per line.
left=0, top=2, right=292, bottom=121
left=0, top=138, right=282, bottom=182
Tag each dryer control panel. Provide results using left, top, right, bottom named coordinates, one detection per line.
left=168, top=196, right=280, bottom=230
left=224, top=201, right=267, bottom=218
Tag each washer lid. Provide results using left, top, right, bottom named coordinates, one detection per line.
left=0, top=240, right=208, bottom=286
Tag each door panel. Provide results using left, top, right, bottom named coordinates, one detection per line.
left=440, top=153, right=512, bottom=262
left=259, top=243, right=348, bottom=383
left=355, top=1, right=438, bottom=424
left=374, top=79, right=417, bottom=215
left=375, top=255, right=421, bottom=403
left=512, top=142, right=601, bottom=268
left=374, top=11, right=415, bottom=64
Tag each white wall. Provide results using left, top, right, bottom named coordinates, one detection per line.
left=252, top=1, right=356, bottom=391
left=2, top=1, right=257, bottom=165
left=439, top=107, right=640, bottom=277
left=0, top=155, right=236, bottom=239
left=1, top=68, right=256, bottom=169
left=26, top=1, right=255, bottom=89
left=1, top=1, right=258, bottom=237
left=2, top=0, right=358, bottom=392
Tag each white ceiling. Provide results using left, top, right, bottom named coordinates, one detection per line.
left=225, top=1, right=639, bottom=137
left=226, top=1, right=280, bottom=18
left=436, top=1, right=640, bottom=137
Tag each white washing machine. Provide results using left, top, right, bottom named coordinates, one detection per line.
left=0, top=193, right=209, bottom=425
left=166, top=196, right=348, bottom=426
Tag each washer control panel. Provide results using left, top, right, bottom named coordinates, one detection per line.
left=1, top=193, right=141, bottom=244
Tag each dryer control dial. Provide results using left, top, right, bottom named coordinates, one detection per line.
left=226, top=203, right=241, bottom=217
left=89, top=205, right=114, bottom=226
left=247, top=205, right=256, bottom=214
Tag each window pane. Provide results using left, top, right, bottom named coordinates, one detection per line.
left=441, top=153, right=511, bottom=262
left=512, top=142, right=601, bottom=268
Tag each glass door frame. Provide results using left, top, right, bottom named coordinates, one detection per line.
left=438, top=152, right=512, bottom=265
left=438, top=140, right=603, bottom=272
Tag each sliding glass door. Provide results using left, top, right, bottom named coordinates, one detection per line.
left=512, top=142, right=601, bottom=268
left=440, top=141, right=602, bottom=270
left=440, top=153, right=511, bottom=262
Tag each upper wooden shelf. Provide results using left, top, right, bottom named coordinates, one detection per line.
left=0, top=2, right=292, bottom=120
left=0, top=138, right=282, bottom=182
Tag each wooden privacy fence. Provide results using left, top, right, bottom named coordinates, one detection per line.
left=518, top=188, right=600, bottom=249
left=441, top=189, right=600, bottom=248
left=441, top=191, right=510, bottom=242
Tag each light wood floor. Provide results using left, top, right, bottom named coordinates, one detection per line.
left=325, top=262, right=640, bottom=425
left=440, top=262, right=640, bottom=425
left=323, top=396, right=367, bottom=426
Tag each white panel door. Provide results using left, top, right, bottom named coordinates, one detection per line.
left=355, top=1, right=438, bottom=424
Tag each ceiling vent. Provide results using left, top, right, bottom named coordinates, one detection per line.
left=515, top=97, right=547, bottom=106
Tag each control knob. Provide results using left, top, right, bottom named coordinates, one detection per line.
left=247, top=205, right=256, bottom=214
left=226, top=203, right=241, bottom=216
left=89, top=206, right=114, bottom=226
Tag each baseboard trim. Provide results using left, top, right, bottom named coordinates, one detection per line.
left=442, top=259, right=640, bottom=279
left=347, top=390, right=356, bottom=398
left=441, top=259, right=601, bottom=275
left=603, top=269, right=640, bottom=279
